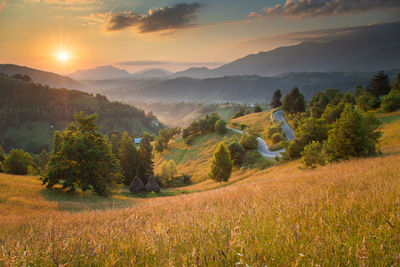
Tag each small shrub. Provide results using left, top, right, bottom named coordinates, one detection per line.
left=301, top=141, right=326, bottom=168
left=381, top=90, right=400, bottom=112
left=185, top=136, right=194, bottom=146
left=271, top=132, right=283, bottom=143
left=215, top=120, right=227, bottom=134
left=228, top=142, right=246, bottom=166
left=240, top=134, right=258, bottom=150
left=3, top=149, right=33, bottom=175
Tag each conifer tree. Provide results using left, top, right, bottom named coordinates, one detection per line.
left=270, top=89, right=282, bottom=108
left=282, top=87, right=306, bottom=114
left=137, top=132, right=154, bottom=184
left=209, top=143, right=232, bottom=187
left=118, top=131, right=138, bottom=185
left=367, top=71, right=391, bottom=98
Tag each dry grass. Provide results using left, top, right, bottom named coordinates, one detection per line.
left=229, top=110, right=274, bottom=134
left=1, top=154, right=400, bottom=266
left=377, top=110, right=400, bottom=154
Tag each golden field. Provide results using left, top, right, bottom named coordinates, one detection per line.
left=1, top=152, right=400, bottom=265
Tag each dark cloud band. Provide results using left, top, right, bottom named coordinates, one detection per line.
left=106, top=3, right=202, bottom=32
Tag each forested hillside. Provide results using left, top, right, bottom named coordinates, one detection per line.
left=0, top=74, right=162, bottom=153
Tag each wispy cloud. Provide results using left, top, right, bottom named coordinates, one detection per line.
left=24, top=0, right=100, bottom=10
left=89, top=3, right=202, bottom=33
left=250, top=0, right=400, bottom=18
left=0, top=0, right=6, bottom=12
left=116, top=60, right=225, bottom=67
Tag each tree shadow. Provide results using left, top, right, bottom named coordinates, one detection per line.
left=40, top=187, right=134, bottom=212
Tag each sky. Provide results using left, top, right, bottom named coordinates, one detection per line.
left=0, top=0, right=399, bottom=74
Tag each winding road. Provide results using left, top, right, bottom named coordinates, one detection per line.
left=228, top=109, right=295, bottom=158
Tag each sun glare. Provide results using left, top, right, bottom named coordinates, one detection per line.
left=57, top=51, right=70, bottom=62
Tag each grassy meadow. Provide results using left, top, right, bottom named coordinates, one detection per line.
left=1, top=109, right=400, bottom=266
left=1, top=153, right=400, bottom=265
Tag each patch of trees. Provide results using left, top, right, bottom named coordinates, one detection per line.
left=155, top=128, right=181, bottom=153
left=266, top=122, right=285, bottom=144
left=182, top=113, right=223, bottom=141
left=0, top=73, right=162, bottom=153
left=281, top=71, right=397, bottom=168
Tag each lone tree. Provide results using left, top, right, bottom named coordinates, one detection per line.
left=118, top=131, right=138, bottom=186
left=270, top=89, right=282, bottom=108
left=367, top=71, right=391, bottom=99
left=209, top=143, right=232, bottom=187
left=137, top=132, right=154, bottom=184
left=44, top=113, right=121, bottom=197
left=282, top=87, right=306, bottom=114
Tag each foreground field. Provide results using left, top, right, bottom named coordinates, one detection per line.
left=1, top=153, right=400, bottom=265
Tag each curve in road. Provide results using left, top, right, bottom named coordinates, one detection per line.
left=227, top=109, right=295, bottom=159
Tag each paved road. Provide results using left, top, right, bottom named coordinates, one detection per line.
left=273, top=109, right=295, bottom=141
left=227, top=109, right=295, bottom=158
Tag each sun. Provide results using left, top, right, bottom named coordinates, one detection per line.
left=56, top=50, right=70, bottom=62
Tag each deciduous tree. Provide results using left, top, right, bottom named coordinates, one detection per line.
left=209, top=143, right=232, bottom=187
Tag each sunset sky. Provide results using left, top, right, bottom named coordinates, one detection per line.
left=1, top=0, right=399, bottom=74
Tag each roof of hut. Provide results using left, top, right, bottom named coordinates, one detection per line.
left=129, top=176, right=144, bottom=193
left=144, top=175, right=160, bottom=193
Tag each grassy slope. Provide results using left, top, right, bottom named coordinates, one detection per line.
left=0, top=111, right=399, bottom=265
left=377, top=110, right=400, bottom=154
left=1, top=154, right=400, bottom=265
left=154, top=130, right=271, bottom=185
left=229, top=110, right=274, bottom=134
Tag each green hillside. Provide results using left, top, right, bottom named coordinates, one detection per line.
left=133, top=101, right=240, bottom=127
left=0, top=74, right=163, bottom=153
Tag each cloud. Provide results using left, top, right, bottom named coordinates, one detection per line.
left=24, top=0, right=100, bottom=10
left=92, top=3, right=202, bottom=33
left=116, top=60, right=225, bottom=67
left=0, top=1, right=6, bottom=12
left=250, top=0, right=400, bottom=18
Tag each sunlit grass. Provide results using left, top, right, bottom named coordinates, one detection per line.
left=1, top=154, right=400, bottom=265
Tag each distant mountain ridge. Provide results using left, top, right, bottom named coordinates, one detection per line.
left=0, top=64, right=82, bottom=89
left=99, top=70, right=400, bottom=104
left=175, top=22, right=400, bottom=78
left=132, top=68, right=172, bottom=78
left=70, top=65, right=131, bottom=81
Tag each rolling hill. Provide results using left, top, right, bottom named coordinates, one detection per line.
left=0, top=74, right=162, bottom=153
left=0, top=64, right=82, bottom=89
